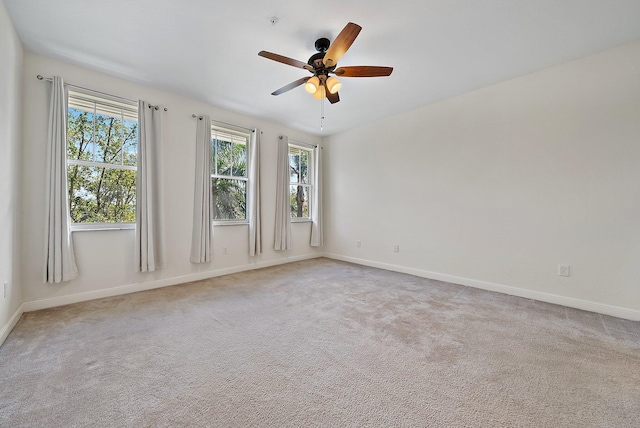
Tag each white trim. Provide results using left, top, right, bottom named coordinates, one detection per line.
left=212, top=220, right=249, bottom=227
left=288, top=140, right=316, bottom=149
left=6, top=253, right=637, bottom=348
left=0, top=303, right=26, bottom=348
left=21, top=254, right=322, bottom=313
left=71, top=223, right=135, bottom=232
left=212, top=123, right=252, bottom=138
left=67, top=159, right=137, bottom=171
left=291, top=218, right=312, bottom=223
left=324, top=253, right=640, bottom=321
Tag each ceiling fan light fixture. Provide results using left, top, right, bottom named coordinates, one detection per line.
left=259, top=22, right=392, bottom=105
left=326, top=76, right=341, bottom=94
left=305, top=76, right=320, bottom=94
left=313, top=85, right=326, bottom=99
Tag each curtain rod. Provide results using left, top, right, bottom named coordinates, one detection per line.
left=191, top=114, right=254, bottom=133
left=36, top=75, right=168, bottom=111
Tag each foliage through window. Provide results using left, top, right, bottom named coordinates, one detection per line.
left=289, top=145, right=312, bottom=219
left=211, top=126, right=248, bottom=221
left=67, top=90, right=138, bottom=225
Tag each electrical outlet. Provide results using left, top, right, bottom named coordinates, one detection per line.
left=558, top=265, right=570, bottom=277
left=356, top=240, right=361, bottom=248
left=223, top=247, right=228, bottom=255
left=393, top=245, right=400, bottom=253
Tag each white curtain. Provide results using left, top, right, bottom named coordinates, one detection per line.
left=248, top=129, right=261, bottom=256
left=310, top=145, right=323, bottom=247
left=44, top=76, right=78, bottom=283
left=190, top=115, right=212, bottom=263
left=135, top=101, right=165, bottom=272
left=274, top=135, right=292, bottom=250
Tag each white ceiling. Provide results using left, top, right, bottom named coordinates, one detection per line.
left=5, top=0, right=640, bottom=136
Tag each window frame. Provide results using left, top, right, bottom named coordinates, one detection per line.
left=288, top=142, right=314, bottom=223
left=211, top=125, right=251, bottom=226
left=66, top=87, right=139, bottom=232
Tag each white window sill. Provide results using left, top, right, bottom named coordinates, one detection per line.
left=71, top=223, right=135, bottom=232
left=213, top=221, right=249, bottom=227
left=291, top=218, right=312, bottom=223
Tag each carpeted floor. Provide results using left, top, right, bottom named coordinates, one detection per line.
left=1, top=258, right=639, bottom=427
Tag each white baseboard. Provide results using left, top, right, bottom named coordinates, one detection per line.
left=0, top=303, right=25, bottom=348
left=324, top=253, right=640, bottom=321
left=7, top=251, right=638, bottom=348
left=22, top=253, right=323, bottom=313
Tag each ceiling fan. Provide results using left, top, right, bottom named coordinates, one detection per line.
left=258, top=22, right=393, bottom=104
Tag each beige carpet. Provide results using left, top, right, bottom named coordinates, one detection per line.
left=1, top=258, right=639, bottom=427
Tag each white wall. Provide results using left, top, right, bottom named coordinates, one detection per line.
left=21, top=52, right=322, bottom=306
left=0, top=0, right=23, bottom=339
left=324, top=41, right=640, bottom=319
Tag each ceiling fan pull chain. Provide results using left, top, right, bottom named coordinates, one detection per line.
left=320, top=96, right=325, bottom=131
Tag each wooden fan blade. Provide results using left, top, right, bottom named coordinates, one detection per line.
left=325, top=83, right=340, bottom=104
left=323, top=22, right=362, bottom=68
left=259, top=51, right=314, bottom=71
left=272, top=77, right=310, bottom=96
left=334, top=66, right=393, bottom=77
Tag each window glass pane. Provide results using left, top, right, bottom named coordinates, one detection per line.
left=212, top=178, right=246, bottom=220
left=122, top=118, right=138, bottom=166
left=300, top=149, right=309, bottom=184
left=215, top=139, right=233, bottom=176
left=67, top=108, right=95, bottom=162
left=289, top=146, right=310, bottom=184
left=213, top=135, right=247, bottom=178
left=289, top=148, right=300, bottom=183
left=290, top=185, right=309, bottom=218
left=67, top=165, right=136, bottom=223
left=94, top=112, right=123, bottom=164
left=67, top=90, right=138, bottom=225
left=211, top=137, right=217, bottom=175
left=232, top=141, right=247, bottom=178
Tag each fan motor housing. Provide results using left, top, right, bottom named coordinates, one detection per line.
left=307, top=52, right=325, bottom=67
left=308, top=38, right=336, bottom=74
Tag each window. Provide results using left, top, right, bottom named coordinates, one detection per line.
left=289, top=145, right=313, bottom=220
left=211, top=126, right=249, bottom=223
left=66, top=89, right=138, bottom=228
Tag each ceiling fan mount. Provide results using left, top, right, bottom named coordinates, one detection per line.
left=314, top=37, right=330, bottom=53
left=258, top=23, right=393, bottom=104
